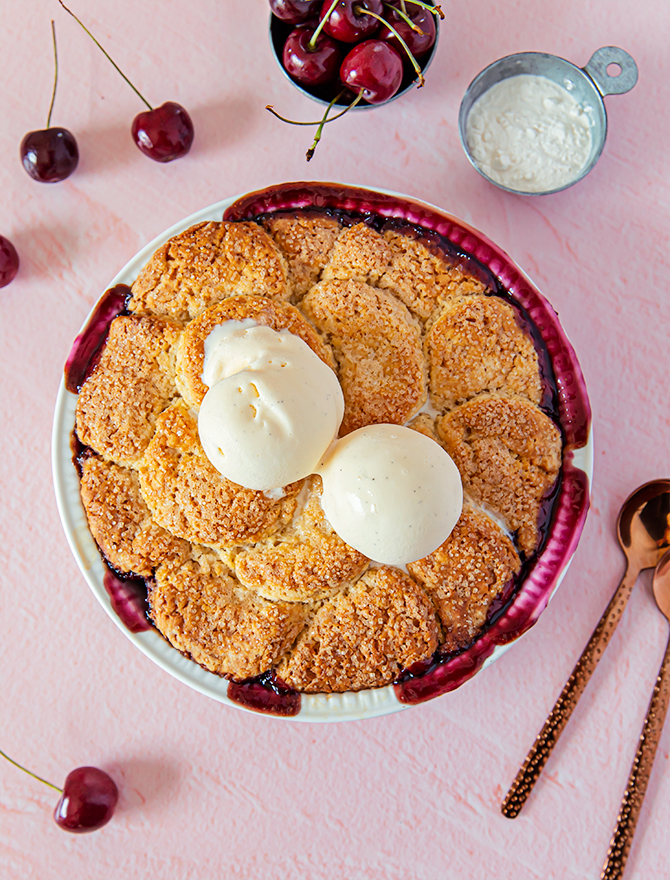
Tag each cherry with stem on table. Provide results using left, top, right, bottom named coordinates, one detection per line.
left=58, top=0, right=194, bottom=163
left=0, top=748, right=118, bottom=833
left=20, top=20, right=79, bottom=183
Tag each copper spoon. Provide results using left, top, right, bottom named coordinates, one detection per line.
left=600, top=548, right=670, bottom=879
left=502, top=479, right=670, bottom=818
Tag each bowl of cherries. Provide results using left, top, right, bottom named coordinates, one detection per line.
left=269, top=0, right=441, bottom=109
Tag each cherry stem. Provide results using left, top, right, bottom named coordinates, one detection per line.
left=306, top=89, right=363, bottom=160
left=356, top=7, right=424, bottom=85
left=405, top=0, right=444, bottom=20
left=308, top=0, right=340, bottom=50
left=58, top=0, right=153, bottom=110
left=266, top=91, right=363, bottom=127
left=382, top=2, right=424, bottom=34
left=46, top=20, right=59, bottom=129
left=0, top=749, right=62, bottom=793
left=400, top=0, right=408, bottom=14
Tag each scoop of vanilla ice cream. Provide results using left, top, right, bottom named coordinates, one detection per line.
left=317, top=424, right=462, bottom=565
left=198, top=321, right=344, bottom=491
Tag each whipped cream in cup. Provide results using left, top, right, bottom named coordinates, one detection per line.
left=459, top=47, right=638, bottom=195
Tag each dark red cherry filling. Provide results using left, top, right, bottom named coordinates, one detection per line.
left=64, top=284, right=131, bottom=393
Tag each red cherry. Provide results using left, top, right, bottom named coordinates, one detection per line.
left=21, top=22, right=78, bottom=183
left=53, top=767, right=119, bottom=833
left=20, top=127, right=79, bottom=183
left=59, top=2, right=193, bottom=164
left=379, top=2, right=437, bottom=57
left=340, top=39, right=403, bottom=103
left=270, top=0, right=323, bottom=23
left=131, top=101, right=194, bottom=163
left=320, top=0, right=383, bottom=42
left=282, top=23, right=342, bottom=86
left=0, top=236, right=20, bottom=288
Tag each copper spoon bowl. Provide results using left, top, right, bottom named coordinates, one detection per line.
left=502, top=479, right=670, bottom=818
left=600, top=549, right=670, bottom=879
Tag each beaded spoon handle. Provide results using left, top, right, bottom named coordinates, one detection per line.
left=600, top=550, right=670, bottom=880
left=501, top=563, right=640, bottom=818
left=501, top=480, right=670, bottom=819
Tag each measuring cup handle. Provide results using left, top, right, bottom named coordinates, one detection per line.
left=584, top=46, right=639, bottom=97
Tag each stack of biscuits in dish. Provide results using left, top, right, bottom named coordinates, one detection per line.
left=75, top=215, right=562, bottom=693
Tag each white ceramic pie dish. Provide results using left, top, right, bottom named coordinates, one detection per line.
left=52, top=183, right=593, bottom=722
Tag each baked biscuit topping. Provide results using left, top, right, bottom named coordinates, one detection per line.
left=263, top=215, right=342, bottom=298
left=276, top=566, right=440, bottom=693
left=234, top=477, right=369, bottom=603
left=74, top=210, right=564, bottom=695
left=149, top=554, right=309, bottom=680
left=379, top=230, right=488, bottom=318
left=303, top=278, right=426, bottom=435
left=80, top=455, right=190, bottom=577
left=437, top=393, right=562, bottom=553
left=408, top=504, right=521, bottom=652
left=129, top=221, right=289, bottom=320
left=426, top=295, right=543, bottom=409
left=75, top=315, right=181, bottom=466
left=137, top=401, right=301, bottom=549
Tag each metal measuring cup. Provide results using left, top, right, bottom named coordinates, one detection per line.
left=458, top=46, right=639, bottom=195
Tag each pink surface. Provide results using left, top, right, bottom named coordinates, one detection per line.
left=1, top=1, right=669, bottom=877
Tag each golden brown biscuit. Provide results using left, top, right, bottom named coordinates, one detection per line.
left=408, top=412, right=441, bottom=442
left=149, top=554, right=309, bottom=680
left=137, top=401, right=300, bottom=549
left=128, top=221, right=289, bottom=320
left=276, top=566, right=439, bottom=693
left=378, top=231, right=488, bottom=318
left=75, top=315, right=181, bottom=466
left=80, top=455, right=190, bottom=577
left=437, top=394, right=562, bottom=553
left=302, top=278, right=426, bottom=434
left=264, top=214, right=341, bottom=298
left=234, top=477, right=369, bottom=602
left=321, top=222, right=391, bottom=284
left=174, top=295, right=336, bottom=407
left=408, top=504, right=521, bottom=652
left=426, top=295, right=542, bottom=410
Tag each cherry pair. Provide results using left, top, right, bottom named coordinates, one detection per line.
left=22, top=2, right=193, bottom=184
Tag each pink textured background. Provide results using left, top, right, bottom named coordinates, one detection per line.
left=1, top=1, right=669, bottom=877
